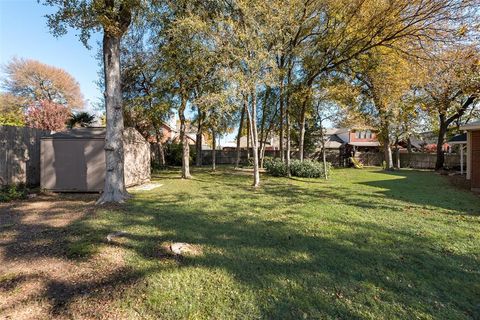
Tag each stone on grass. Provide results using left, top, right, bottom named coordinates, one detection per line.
left=160, top=242, right=202, bottom=257
left=106, top=231, right=128, bottom=242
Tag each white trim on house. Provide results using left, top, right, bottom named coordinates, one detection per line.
left=349, top=141, right=380, bottom=147
left=466, top=131, right=472, bottom=180
left=459, top=121, right=479, bottom=181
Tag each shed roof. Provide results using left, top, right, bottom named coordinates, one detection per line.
left=42, top=127, right=106, bottom=140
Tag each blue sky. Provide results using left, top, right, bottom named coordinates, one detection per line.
left=0, top=0, right=240, bottom=144
left=0, top=0, right=102, bottom=114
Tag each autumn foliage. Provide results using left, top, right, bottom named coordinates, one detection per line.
left=2, top=58, right=85, bottom=109
left=25, top=100, right=70, bottom=131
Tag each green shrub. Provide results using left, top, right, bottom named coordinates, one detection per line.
left=0, top=184, right=27, bottom=202
left=264, top=158, right=331, bottom=178
left=165, top=142, right=196, bottom=166
left=264, top=157, right=287, bottom=176
left=290, top=159, right=331, bottom=178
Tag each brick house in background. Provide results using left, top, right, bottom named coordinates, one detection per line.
left=146, top=122, right=176, bottom=144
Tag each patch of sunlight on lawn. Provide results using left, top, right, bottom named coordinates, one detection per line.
left=75, top=167, right=480, bottom=319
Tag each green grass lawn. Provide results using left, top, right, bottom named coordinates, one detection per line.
left=73, top=167, right=480, bottom=319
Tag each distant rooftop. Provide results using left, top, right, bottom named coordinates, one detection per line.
left=460, top=120, right=480, bottom=131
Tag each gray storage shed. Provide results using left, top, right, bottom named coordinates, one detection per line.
left=41, top=127, right=150, bottom=192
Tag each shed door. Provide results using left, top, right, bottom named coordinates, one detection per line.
left=472, top=131, right=480, bottom=189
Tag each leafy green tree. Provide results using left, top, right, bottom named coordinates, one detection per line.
left=0, top=93, right=25, bottom=126
left=291, top=0, right=477, bottom=161
left=418, top=45, right=480, bottom=170
left=120, top=23, right=172, bottom=166
left=43, top=0, right=143, bottom=203
left=153, top=0, right=224, bottom=178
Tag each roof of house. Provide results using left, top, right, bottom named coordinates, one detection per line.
left=449, top=133, right=467, bottom=144
left=323, top=134, right=345, bottom=149
left=460, top=120, right=480, bottom=131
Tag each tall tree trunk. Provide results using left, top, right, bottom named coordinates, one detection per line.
left=196, top=108, right=203, bottom=166
left=406, top=136, right=412, bottom=168
left=379, top=112, right=393, bottom=170
left=153, top=123, right=165, bottom=167
left=285, top=97, right=291, bottom=177
left=285, top=66, right=292, bottom=177
left=279, top=80, right=284, bottom=162
left=235, top=101, right=246, bottom=168
left=384, top=141, right=393, bottom=170
left=435, top=95, right=476, bottom=170
left=298, top=82, right=313, bottom=162
left=258, top=87, right=270, bottom=168
left=298, top=102, right=307, bottom=161
left=179, top=95, right=191, bottom=179
left=97, top=33, right=129, bottom=204
left=435, top=116, right=448, bottom=170
left=246, top=110, right=250, bottom=161
left=246, top=91, right=260, bottom=187
left=395, top=138, right=400, bottom=169
left=319, top=120, right=328, bottom=180
left=260, top=107, right=278, bottom=168
left=211, top=128, right=216, bottom=171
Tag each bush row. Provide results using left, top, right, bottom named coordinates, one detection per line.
left=264, top=157, right=331, bottom=178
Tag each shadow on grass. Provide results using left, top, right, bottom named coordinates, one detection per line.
left=357, top=169, right=480, bottom=216
left=1, top=168, right=479, bottom=318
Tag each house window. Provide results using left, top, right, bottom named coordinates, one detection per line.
left=361, top=131, right=366, bottom=139
left=355, top=131, right=360, bottom=139
left=366, top=130, right=372, bottom=139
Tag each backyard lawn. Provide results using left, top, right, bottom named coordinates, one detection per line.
left=1, top=167, right=479, bottom=319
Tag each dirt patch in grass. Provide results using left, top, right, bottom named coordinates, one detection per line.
left=0, top=194, right=135, bottom=319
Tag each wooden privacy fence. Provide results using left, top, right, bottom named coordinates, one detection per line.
left=397, top=152, right=464, bottom=169
left=195, top=148, right=465, bottom=170
left=0, top=126, right=49, bottom=186
left=200, top=149, right=281, bottom=165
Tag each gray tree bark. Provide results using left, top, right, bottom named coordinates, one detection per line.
left=235, top=101, right=246, bottom=168
left=97, top=32, right=130, bottom=204
left=279, top=80, right=284, bottom=162
left=155, top=132, right=165, bottom=166
left=211, top=128, right=216, bottom=171
left=246, top=91, right=260, bottom=187
left=286, top=98, right=291, bottom=177
left=319, top=118, right=328, bottom=180
left=196, top=107, right=203, bottom=166
left=179, top=95, right=191, bottom=179
left=298, top=103, right=306, bottom=161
